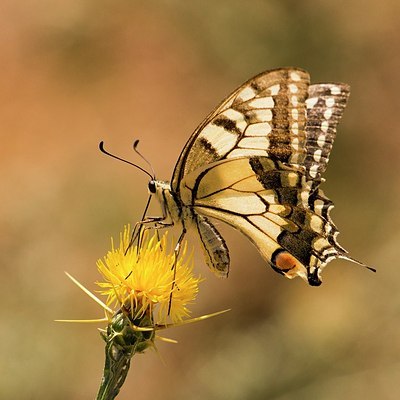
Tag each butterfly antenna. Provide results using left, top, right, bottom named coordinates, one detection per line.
left=133, top=140, right=156, bottom=180
left=99, top=141, right=154, bottom=180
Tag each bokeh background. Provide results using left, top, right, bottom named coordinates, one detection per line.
left=1, top=1, right=399, bottom=399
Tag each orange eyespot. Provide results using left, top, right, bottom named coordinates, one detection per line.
left=274, top=251, right=298, bottom=272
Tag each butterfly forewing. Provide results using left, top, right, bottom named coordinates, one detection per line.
left=305, top=83, right=350, bottom=189
left=171, top=68, right=310, bottom=194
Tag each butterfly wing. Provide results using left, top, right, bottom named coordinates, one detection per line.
left=170, top=68, right=368, bottom=282
left=181, top=157, right=356, bottom=284
left=303, top=83, right=351, bottom=256
left=304, top=83, right=350, bottom=190
left=171, top=67, right=311, bottom=194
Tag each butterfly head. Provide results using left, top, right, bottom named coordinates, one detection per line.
left=148, top=179, right=171, bottom=195
left=147, top=179, right=168, bottom=202
left=147, top=179, right=175, bottom=213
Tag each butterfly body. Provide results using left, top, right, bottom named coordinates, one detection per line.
left=149, top=178, right=230, bottom=277
left=147, top=67, right=370, bottom=285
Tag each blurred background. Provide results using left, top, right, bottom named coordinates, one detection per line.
left=1, top=1, right=399, bottom=399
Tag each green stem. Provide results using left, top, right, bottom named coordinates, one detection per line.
left=96, top=339, right=134, bottom=400
left=96, top=310, right=155, bottom=400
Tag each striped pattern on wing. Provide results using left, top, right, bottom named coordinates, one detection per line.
left=180, top=157, right=350, bottom=282
left=171, top=68, right=310, bottom=193
left=305, top=83, right=350, bottom=190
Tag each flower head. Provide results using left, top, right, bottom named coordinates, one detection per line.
left=59, top=225, right=228, bottom=399
left=96, top=226, right=201, bottom=324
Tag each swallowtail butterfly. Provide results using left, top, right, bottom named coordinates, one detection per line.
left=104, top=67, right=374, bottom=286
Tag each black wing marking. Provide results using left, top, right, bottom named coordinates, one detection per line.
left=305, top=83, right=350, bottom=190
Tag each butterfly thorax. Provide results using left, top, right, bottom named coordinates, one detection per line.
left=149, top=179, right=231, bottom=278
left=150, top=179, right=195, bottom=229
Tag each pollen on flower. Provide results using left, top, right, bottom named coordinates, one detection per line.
left=96, top=226, right=202, bottom=324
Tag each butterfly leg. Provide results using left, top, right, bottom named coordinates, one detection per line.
left=127, top=220, right=148, bottom=252
left=167, top=228, right=187, bottom=315
left=127, top=215, right=174, bottom=254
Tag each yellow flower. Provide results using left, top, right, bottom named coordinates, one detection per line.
left=96, top=226, right=201, bottom=324
left=58, top=225, right=229, bottom=399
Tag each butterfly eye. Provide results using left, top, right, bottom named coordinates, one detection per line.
left=148, top=180, right=157, bottom=194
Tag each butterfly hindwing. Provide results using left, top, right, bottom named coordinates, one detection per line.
left=181, top=156, right=345, bottom=283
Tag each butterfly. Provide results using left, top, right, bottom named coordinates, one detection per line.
left=101, top=67, right=374, bottom=286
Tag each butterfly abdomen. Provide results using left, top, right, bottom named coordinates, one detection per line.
left=196, top=215, right=230, bottom=278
